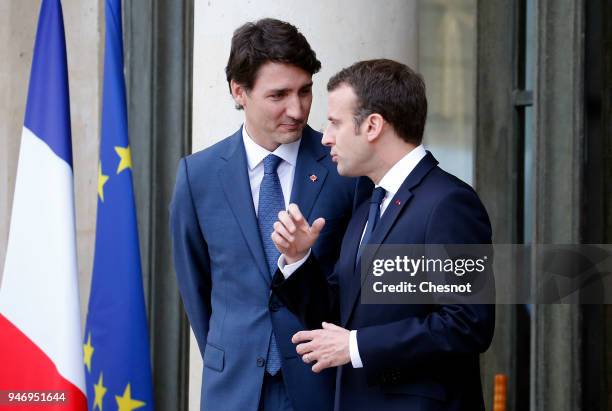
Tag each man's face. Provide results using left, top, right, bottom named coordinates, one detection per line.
left=322, top=85, right=370, bottom=176
left=232, top=62, right=313, bottom=150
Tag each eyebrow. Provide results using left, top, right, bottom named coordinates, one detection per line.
left=268, top=82, right=313, bottom=94
left=268, top=88, right=289, bottom=94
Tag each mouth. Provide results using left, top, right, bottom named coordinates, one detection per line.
left=330, top=153, right=338, bottom=163
left=279, top=123, right=302, bottom=132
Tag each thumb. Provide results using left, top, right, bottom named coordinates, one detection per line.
left=311, top=217, right=326, bottom=235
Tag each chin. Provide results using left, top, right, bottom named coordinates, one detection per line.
left=336, top=163, right=351, bottom=177
left=275, top=131, right=302, bottom=144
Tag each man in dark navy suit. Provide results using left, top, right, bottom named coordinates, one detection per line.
left=171, top=19, right=358, bottom=411
left=271, top=59, right=495, bottom=411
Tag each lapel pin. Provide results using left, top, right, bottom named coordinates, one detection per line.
left=395, top=199, right=401, bottom=206
left=309, top=174, right=318, bottom=182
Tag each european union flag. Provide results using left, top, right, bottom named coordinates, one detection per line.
left=83, top=0, right=154, bottom=410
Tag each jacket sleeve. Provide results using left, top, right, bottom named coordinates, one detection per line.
left=170, top=158, right=212, bottom=358
left=272, top=254, right=341, bottom=330
left=357, top=187, right=495, bottom=383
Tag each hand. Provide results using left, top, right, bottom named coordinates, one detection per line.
left=271, top=203, right=325, bottom=264
left=292, top=322, right=351, bottom=373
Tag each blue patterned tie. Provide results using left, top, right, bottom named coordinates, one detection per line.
left=257, top=154, right=284, bottom=375
left=356, top=187, right=386, bottom=266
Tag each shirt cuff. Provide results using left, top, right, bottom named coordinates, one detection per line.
left=277, top=249, right=311, bottom=279
left=349, top=330, right=363, bottom=368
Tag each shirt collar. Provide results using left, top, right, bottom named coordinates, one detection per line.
left=376, top=145, right=427, bottom=197
left=242, top=125, right=301, bottom=171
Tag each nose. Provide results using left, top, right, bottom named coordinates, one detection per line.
left=321, top=129, right=334, bottom=147
left=286, top=95, right=305, bottom=121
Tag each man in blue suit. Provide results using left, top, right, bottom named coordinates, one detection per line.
left=170, top=19, right=357, bottom=411
left=271, top=59, right=495, bottom=411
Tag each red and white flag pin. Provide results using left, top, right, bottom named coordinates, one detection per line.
left=309, top=174, right=318, bottom=182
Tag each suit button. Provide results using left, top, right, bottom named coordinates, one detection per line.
left=257, top=357, right=266, bottom=367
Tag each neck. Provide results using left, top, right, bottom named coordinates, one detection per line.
left=367, top=140, right=417, bottom=185
left=244, top=123, right=280, bottom=152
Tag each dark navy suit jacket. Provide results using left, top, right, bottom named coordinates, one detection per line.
left=273, top=152, right=495, bottom=411
left=170, top=126, right=358, bottom=411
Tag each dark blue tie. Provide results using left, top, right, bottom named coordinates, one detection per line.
left=356, top=187, right=386, bottom=266
left=257, top=154, right=284, bottom=375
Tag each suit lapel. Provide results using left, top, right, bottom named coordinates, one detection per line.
left=342, top=152, right=439, bottom=326
left=289, top=126, right=328, bottom=220
left=219, top=128, right=271, bottom=285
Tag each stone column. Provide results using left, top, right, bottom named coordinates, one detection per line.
left=532, top=1, right=585, bottom=410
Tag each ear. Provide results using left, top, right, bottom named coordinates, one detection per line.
left=364, top=113, right=385, bottom=143
left=230, top=80, right=248, bottom=108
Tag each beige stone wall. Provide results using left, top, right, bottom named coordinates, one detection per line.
left=418, top=0, right=477, bottom=186
left=0, top=2, right=36, bottom=289
left=0, top=0, right=102, bottom=324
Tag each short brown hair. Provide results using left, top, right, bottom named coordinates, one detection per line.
left=327, top=59, right=427, bottom=145
left=225, top=18, right=321, bottom=108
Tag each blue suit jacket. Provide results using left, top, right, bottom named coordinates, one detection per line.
left=170, top=126, right=357, bottom=411
left=273, top=152, right=495, bottom=411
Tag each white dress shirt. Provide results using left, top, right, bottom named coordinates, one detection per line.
left=242, top=126, right=300, bottom=213
left=279, top=145, right=427, bottom=368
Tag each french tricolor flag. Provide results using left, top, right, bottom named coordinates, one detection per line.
left=0, top=0, right=87, bottom=408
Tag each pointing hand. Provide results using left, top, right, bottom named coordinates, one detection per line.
left=271, top=203, right=325, bottom=264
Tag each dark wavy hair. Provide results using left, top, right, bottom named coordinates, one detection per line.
left=225, top=18, right=321, bottom=109
left=327, top=59, right=428, bottom=145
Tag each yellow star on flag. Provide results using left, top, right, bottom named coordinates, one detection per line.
left=114, top=146, right=132, bottom=174
left=93, top=372, right=107, bottom=411
left=98, top=162, right=109, bottom=202
left=116, top=384, right=146, bottom=411
left=83, top=333, right=94, bottom=373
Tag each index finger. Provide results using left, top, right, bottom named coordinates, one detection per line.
left=287, top=204, right=306, bottom=227
left=292, top=330, right=316, bottom=344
